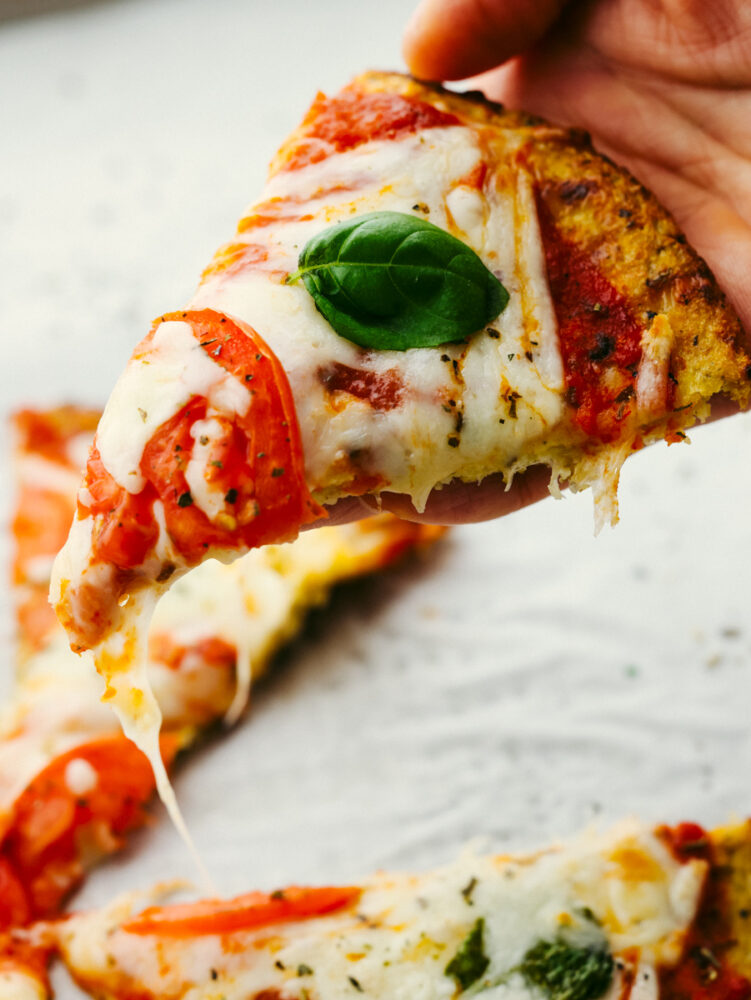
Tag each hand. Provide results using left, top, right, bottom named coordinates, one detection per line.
left=404, top=0, right=751, bottom=336
left=322, top=466, right=554, bottom=527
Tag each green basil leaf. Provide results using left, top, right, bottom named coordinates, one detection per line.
left=288, top=211, right=508, bottom=351
left=445, top=918, right=490, bottom=992
left=516, top=938, right=614, bottom=1000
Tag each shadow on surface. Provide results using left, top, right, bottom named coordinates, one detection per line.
left=0, top=0, right=121, bottom=23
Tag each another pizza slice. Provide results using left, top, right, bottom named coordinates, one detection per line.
left=33, top=818, right=751, bottom=1000
left=0, top=407, right=441, bottom=996
left=51, top=72, right=750, bottom=703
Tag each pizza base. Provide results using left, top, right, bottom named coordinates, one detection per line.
left=31, top=819, right=751, bottom=1000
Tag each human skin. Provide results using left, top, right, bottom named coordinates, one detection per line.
left=325, top=0, right=751, bottom=527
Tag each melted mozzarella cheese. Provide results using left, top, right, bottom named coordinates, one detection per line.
left=0, top=970, right=48, bottom=1000
left=63, top=756, right=99, bottom=795
left=96, top=320, right=253, bottom=494
left=184, top=416, right=232, bottom=522
left=48, top=821, right=705, bottom=1000
left=636, top=314, right=674, bottom=419
left=191, top=126, right=564, bottom=509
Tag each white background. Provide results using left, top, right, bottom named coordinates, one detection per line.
left=2, top=1, right=751, bottom=996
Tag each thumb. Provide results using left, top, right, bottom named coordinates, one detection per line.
left=403, top=0, right=570, bottom=81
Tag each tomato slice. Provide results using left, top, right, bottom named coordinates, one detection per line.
left=0, top=858, right=31, bottom=928
left=4, top=733, right=180, bottom=917
left=84, top=447, right=160, bottom=570
left=13, top=486, right=75, bottom=583
left=82, top=309, right=324, bottom=572
left=123, top=884, right=361, bottom=937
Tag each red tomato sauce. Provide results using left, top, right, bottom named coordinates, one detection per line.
left=0, top=945, right=50, bottom=993
left=238, top=210, right=314, bottom=234
left=657, top=823, right=751, bottom=1000
left=123, top=884, right=362, bottom=937
left=201, top=241, right=269, bottom=282
left=454, top=161, right=488, bottom=190
left=285, top=90, right=459, bottom=170
left=319, top=361, right=404, bottom=411
left=13, top=408, right=99, bottom=467
left=535, top=195, right=644, bottom=443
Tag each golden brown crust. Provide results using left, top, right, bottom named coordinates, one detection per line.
left=524, top=141, right=750, bottom=413
left=709, top=821, right=751, bottom=981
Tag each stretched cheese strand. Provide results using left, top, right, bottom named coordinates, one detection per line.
left=0, top=968, right=47, bottom=1000
left=223, top=636, right=253, bottom=727
left=89, top=591, right=215, bottom=893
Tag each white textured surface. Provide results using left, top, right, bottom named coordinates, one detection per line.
left=3, top=1, right=751, bottom=997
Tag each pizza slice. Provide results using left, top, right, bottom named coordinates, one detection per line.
left=1, top=407, right=441, bottom=995
left=32, top=818, right=751, bottom=1000
left=50, top=73, right=751, bottom=758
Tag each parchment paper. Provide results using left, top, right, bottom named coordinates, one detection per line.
left=2, top=2, right=751, bottom=994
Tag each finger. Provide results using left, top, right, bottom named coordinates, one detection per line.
left=309, top=467, right=554, bottom=530
left=476, top=53, right=751, bottom=341
left=358, top=466, right=554, bottom=526
left=403, top=0, right=570, bottom=81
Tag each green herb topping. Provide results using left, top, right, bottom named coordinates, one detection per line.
left=287, top=212, right=508, bottom=351
left=177, top=491, right=193, bottom=508
left=516, top=938, right=613, bottom=1000
left=445, top=918, right=490, bottom=992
